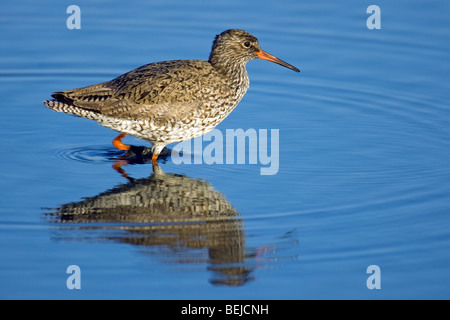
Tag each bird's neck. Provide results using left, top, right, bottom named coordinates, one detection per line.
left=209, top=55, right=249, bottom=91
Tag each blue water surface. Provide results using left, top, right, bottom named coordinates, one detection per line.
left=0, top=0, right=449, bottom=299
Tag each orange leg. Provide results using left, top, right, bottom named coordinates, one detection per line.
left=151, top=153, right=159, bottom=165
left=112, top=133, right=130, bottom=151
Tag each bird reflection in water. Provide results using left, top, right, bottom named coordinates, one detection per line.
left=45, top=146, right=258, bottom=286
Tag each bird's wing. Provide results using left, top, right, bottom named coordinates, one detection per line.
left=51, top=60, right=219, bottom=120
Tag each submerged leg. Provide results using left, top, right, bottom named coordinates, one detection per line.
left=151, top=144, right=165, bottom=165
left=112, top=133, right=131, bottom=151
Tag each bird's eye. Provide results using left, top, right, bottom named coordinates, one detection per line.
left=243, top=41, right=251, bottom=48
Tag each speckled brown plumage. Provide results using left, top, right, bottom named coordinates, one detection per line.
left=44, top=29, right=299, bottom=164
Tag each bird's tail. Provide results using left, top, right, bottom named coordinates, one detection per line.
left=43, top=99, right=98, bottom=120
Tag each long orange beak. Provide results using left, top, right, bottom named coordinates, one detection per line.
left=256, top=50, right=300, bottom=72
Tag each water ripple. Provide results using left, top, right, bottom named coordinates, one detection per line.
left=53, top=145, right=124, bottom=164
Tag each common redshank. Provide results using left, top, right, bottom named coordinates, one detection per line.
left=44, top=29, right=299, bottom=165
